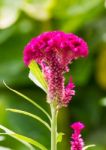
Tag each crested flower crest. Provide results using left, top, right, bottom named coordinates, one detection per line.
left=23, top=31, right=88, bottom=107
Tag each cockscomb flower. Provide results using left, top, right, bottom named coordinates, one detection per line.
left=23, top=31, right=88, bottom=107
left=70, top=122, right=85, bottom=150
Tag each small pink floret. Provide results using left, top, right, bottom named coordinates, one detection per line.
left=70, top=122, right=85, bottom=150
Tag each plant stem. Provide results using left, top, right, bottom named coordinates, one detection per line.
left=51, top=104, right=58, bottom=150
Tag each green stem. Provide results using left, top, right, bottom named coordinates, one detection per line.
left=51, top=104, right=58, bottom=150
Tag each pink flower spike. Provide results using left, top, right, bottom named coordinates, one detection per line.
left=23, top=31, right=88, bottom=107
left=70, top=122, right=85, bottom=150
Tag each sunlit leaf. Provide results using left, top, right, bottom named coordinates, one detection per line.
left=6, top=108, right=51, bottom=131
left=0, top=125, right=34, bottom=150
left=3, top=81, right=51, bottom=121
left=83, top=144, right=96, bottom=150
left=22, top=0, right=54, bottom=20
left=9, top=133, right=47, bottom=150
left=100, top=97, right=106, bottom=106
left=105, top=0, right=106, bottom=7
left=0, top=0, right=22, bottom=29
left=0, top=135, right=5, bottom=141
left=28, top=60, right=47, bottom=93
left=0, top=8, right=19, bottom=29
left=29, top=72, right=46, bottom=92
left=0, top=98, right=7, bottom=123
left=0, top=125, right=47, bottom=150
left=57, top=132, right=64, bottom=143
left=0, top=146, right=12, bottom=150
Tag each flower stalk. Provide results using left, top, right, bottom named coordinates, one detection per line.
left=51, top=104, right=58, bottom=150
left=23, top=31, right=89, bottom=150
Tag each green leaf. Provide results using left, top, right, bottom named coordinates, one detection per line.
left=0, top=125, right=47, bottom=150
left=83, top=144, right=96, bottom=150
left=105, top=0, right=106, bottom=7
left=0, top=125, right=34, bottom=150
left=0, top=146, right=12, bottom=150
left=22, top=0, right=52, bottom=21
left=57, top=132, right=64, bottom=143
left=0, top=135, right=5, bottom=141
left=0, top=0, right=22, bottom=29
left=6, top=108, right=51, bottom=131
left=3, top=81, right=51, bottom=122
left=10, top=133, right=48, bottom=150
left=100, top=97, right=106, bottom=106
left=28, top=60, right=47, bottom=93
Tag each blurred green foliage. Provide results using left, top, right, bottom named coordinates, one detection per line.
left=0, top=0, right=106, bottom=150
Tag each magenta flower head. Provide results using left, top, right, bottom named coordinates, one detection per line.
left=23, top=31, right=88, bottom=107
left=70, top=122, right=85, bottom=150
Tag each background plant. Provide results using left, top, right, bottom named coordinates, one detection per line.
left=0, top=0, right=106, bottom=150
